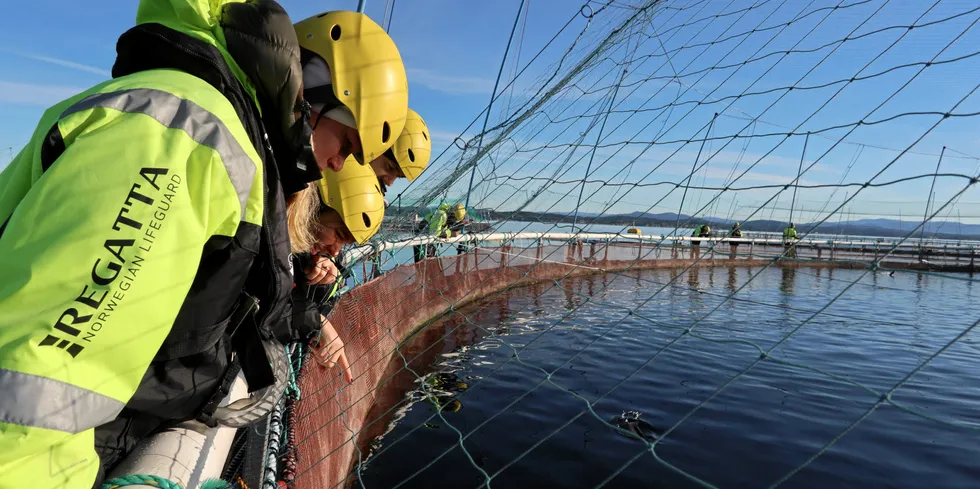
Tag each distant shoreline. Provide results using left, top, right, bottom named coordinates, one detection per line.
left=475, top=210, right=980, bottom=241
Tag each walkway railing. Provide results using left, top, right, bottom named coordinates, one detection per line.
left=345, top=232, right=980, bottom=272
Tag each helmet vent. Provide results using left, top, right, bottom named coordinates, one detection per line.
left=362, top=213, right=371, bottom=227
left=382, top=121, right=391, bottom=143
left=408, top=149, right=415, bottom=162
left=330, top=24, right=342, bottom=41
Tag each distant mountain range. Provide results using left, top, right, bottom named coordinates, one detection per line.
left=471, top=209, right=980, bottom=240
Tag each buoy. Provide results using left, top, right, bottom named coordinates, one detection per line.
left=627, top=227, right=641, bottom=235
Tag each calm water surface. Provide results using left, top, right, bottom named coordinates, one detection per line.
left=355, top=266, right=980, bottom=489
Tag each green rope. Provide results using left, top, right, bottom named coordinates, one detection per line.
left=200, top=479, right=233, bottom=489
left=102, top=474, right=184, bottom=489
left=284, top=345, right=296, bottom=395
left=102, top=475, right=231, bottom=489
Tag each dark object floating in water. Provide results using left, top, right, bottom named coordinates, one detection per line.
left=420, top=372, right=467, bottom=413
left=610, top=411, right=659, bottom=442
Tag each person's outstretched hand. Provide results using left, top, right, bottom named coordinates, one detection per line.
left=306, top=252, right=339, bottom=286
left=313, top=316, right=353, bottom=384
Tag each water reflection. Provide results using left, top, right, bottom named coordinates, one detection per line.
left=780, top=267, right=796, bottom=298
left=728, top=266, right=737, bottom=295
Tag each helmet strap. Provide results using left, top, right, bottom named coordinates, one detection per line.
left=271, top=98, right=319, bottom=196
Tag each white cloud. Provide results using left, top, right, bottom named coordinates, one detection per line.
left=427, top=129, right=473, bottom=145
left=24, top=54, right=110, bottom=77
left=2, top=49, right=110, bottom=77
left=0, top=80, right=84, bottom=106
left=407, top=68, right=496, bottom=95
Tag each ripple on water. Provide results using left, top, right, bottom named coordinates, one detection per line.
left=358, top=267, right=980, bottom=489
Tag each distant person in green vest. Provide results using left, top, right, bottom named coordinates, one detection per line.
left=729, top=222, right=743, bottom=257
left=414, top=203, right=451, bottom=262
left=690, top=224, right=710, bottom=260
left=783, top=222, right=800, bottom=258
left=783, top=222, right=799, bottom=242
left=691, top=224, right=711, bottom=246
left=429, top=203, right=452, bottom=238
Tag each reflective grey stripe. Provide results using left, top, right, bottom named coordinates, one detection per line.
left=61, top=88, right=255, bottom=219
left=0, top=368, right=124, bottom=434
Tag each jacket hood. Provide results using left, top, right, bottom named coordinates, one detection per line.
left=121, top=0, right=314, bottom=195
left=134, top=0, right=259, bottom=106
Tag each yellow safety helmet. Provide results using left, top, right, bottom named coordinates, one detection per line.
left=317, top=155, right=386, bottom=244
left=452, top=203, right=466, bottom=221
left=295, top=11, right=408, bottom=164
left=388, top=109, right=431, bottom=181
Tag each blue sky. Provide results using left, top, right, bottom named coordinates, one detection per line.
left=2, top=0, right=979, bottom=227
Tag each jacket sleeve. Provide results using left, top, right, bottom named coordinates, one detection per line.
left=0, top=90, right=258, bottom=488
left=428, top=211, right=447, bottom=236
left=288, top=254, right=322, bottom=341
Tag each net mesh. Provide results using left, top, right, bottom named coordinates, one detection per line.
left=283, top=0, right=980, bottom=488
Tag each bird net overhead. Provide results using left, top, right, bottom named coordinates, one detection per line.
left=390, top=0, right=980, bottom=230
left=275, top=1, right=980, bottom=489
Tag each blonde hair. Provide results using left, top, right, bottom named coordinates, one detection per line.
left=286, top=182, right=322, bottom=253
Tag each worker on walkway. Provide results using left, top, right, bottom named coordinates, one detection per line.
left=0, top=2, right=407, bottom=487
left=729, top=222, right=743, bottom=257
left=690, top=224, right=710, bottom=259
left=783, top=222, right=800, bottom=258
left=429, top=203, right=453, bottom=238
left=691, top=224, right=711, bottom=246
left=414, top=203, right=451, bottom=262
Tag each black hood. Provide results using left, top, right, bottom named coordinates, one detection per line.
left=221, top=0, right=319, bottom=196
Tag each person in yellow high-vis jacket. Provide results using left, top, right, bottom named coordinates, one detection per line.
left=0, top=1, right=408, bottom=488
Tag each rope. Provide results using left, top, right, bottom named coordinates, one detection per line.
left=101, top=475, right=231, bottom=489
left=101, top=475, right=185, bottom=489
